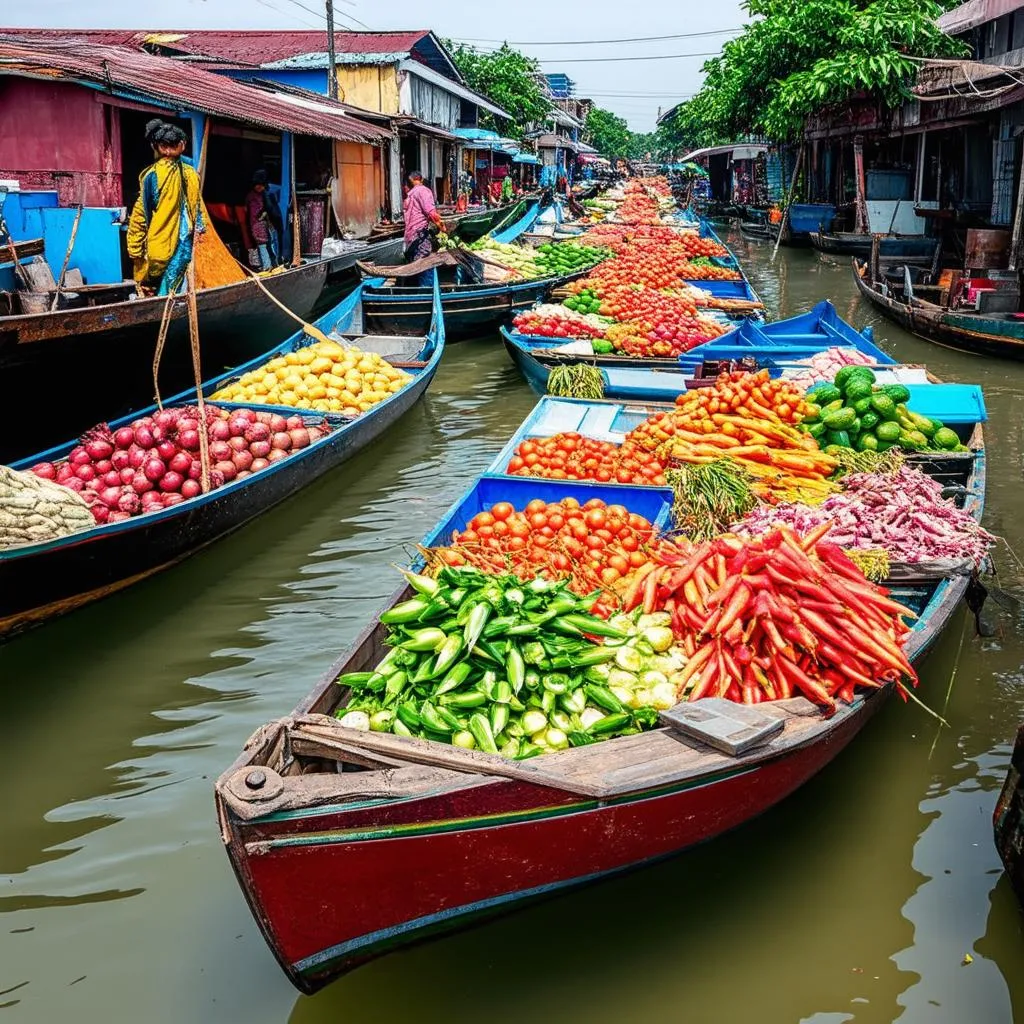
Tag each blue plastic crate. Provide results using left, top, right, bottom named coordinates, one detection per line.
left=420, top=476, right=674, bottom=550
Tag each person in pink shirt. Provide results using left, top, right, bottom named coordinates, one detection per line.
left=403, top=171, right=446, bottom=286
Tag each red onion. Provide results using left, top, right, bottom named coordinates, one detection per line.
left=143, top=458, right=166, bottom=483
left=75, top=464, right=97, bottom=482
left=232, top=450, right=253, bottom=472
left=235, top=408, right=256, bottom=424
left=128, top=447, right=147, bottom=470
left=214, top=460, right=237, bottom=482
left=177, top=417, right=199, bottom=434
left=64, top=477, right=85, bottom=492
left=94, top=458, right=113, bottom=475
left=159, top=471, right=184, bottom=493
left=163, top=493, right=185, bottom=506
left=111, top=450, right=131, bottom=471
left=31, top=462, right=56, bottom=479
left=271, top=431, right=292, bottom=451
left=250, top=457, right=269, bottom=472
left=114, top=426, right=135, bottom=450
left=97, top=486, right=122, bottom=508
left=288, top=428, right=310, bottom=449
left=269, top=413, right=288, bottom=433
left=209, top=419, right=231, bottom=442
left=188, top=460, right=203, bottom=481
left=118, top=491, right=141, bottom=515
left=181, top=479, right=202, bottom=499
left=266, top=448, right=288, bottom=463
left=69, top=447, right=91, bottom=467
left=56, top=463, right=74, bottom=483
left=108, top=510, right=131, bottom=524
left=235, top=470, right=251, bottom=480
left=132, top=473, right=154, bottom=495
left=249, top=440, right=271, bottom=459
left=101, top=470, right=122, bottom=488
left=157, top=439, right=177, bottom=462
left=255, top=411, right=274, bottom=425
left=92, top=505, right=110, bottom=524
left=154, top=409, right=178, bottom=430
left=244, top=422, right=270, bottom=444
left=209, top=440, right=233, bottom=462
left=134, top=425, right=154, bottom=449
left=178, top=429, right=200, bottom=452
left=85, top=439, right=114, bottom=462
left=119, top=467, right=136, bottom=485
left=227, top=436, right=248, bottom=453
left=286, top=415, right=304, bottom=431
left=168, top=451, right=192, bottom=475
left=228, top=417, right=249, bottom=438
left=209, top=469, right=226, bottom=489
left=141, top=492, right=164, bottom=511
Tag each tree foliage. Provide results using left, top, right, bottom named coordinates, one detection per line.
left=585, top=107, right=632, bottom=157
left=447, top=43, right=552, bottom=139
left=662, top=0, right=965, bottom=148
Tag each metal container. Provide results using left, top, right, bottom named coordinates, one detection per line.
left=965, top=228, right=1011, bottom=270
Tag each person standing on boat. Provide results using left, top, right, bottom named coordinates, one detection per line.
left=403, top=171, right=445, bottom=287
left=246, top=170, right=280, bottom=271
left=126, top=120, right=204, bottom=296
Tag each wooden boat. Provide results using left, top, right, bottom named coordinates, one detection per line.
left=0, top=259, right=332, bottom=462
left=322, top=235, right=404, bottom=289
left=215, top=424, right=985, bottom=993
left=852, top=258, right=1024, bottom=360
left=449, top=199, right=531, bottom=243
left=0, top=279, right=445, bottom=641
left=359, top=203, right=608, bottom=342
left=810, top=231, right=938, bottom=261
left=994, top=723, right=1024, bottom=911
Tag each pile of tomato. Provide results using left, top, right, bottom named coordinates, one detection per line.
left=511, top=311, right=603, bottom=339
left=676, top=259, right=743, bottom=282
left=437, top=496, right=656, bottom=594
left=677, top=234, right=729, bottom=259
left=504, top=432, right=668, bottom=485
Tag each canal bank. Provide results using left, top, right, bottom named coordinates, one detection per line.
left=2, top=234, right=1024, bottom=1024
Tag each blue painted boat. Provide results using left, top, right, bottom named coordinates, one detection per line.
left=360, top=202, right=608, bottom=341
left=0, top=278, right=446, bottom=641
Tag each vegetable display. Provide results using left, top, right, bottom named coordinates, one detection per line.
left=0, top=463, right=95, bottom=550
left=736, top=466, right=994, bottom=565
left=545, top=365, right=606, bottom=399
left=781, top=347, right=879, bottom=392
left=505, top=433, right=667, bottom=486
left=336, top=567, right=662, bottom=758
left=803, top=366, right=965, bottom=453
left=513, top=304, right=605, bottom=339
left=467, top=239, right=607, bottom=281
left=623, top=525, right=918, bottom=714
left=31, top=406, right=332, bottom=523
left=211, top=339, right=411, bottom=415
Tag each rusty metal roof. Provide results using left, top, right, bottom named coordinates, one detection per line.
left=0, top=35, right=388, bottom=143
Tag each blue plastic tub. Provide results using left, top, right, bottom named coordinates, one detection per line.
left=420, top=475, right=674, bottom=550
left=788, top=203, right=836, bottom=234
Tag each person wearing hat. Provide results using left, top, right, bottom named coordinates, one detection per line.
left=246, top=169, right=280, bottom=271
left=126, top=119, right=204, bottom=295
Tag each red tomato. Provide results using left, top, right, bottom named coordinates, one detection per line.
left=492, top=502, right=514, bottom=522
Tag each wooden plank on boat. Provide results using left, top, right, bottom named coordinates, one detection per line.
left=659, top=698, right=785, bottom=756
left=1, top=237, right=44, bottom=261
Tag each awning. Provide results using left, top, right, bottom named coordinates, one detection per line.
left=399, top=59, right=512, bottom=120
left=392, top=116, right=457, bottom=141
left=533, top=133, right=578, bottom=153
left=938, top=0, right=1021, bottom=35
left=513, top=153, right=542, bottom=165
left=680, top=143, right=768, bottom=162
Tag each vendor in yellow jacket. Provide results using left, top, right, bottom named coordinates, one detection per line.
left=127, top=119, right=204, bottom=295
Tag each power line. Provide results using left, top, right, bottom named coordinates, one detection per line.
left=535, top=51, right=721, bottom=64
left=451, top=27, right=740, bottom=46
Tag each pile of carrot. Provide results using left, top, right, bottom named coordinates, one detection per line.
left=620, top=523, right=917, bottom=714
left=626, top=372, right=837, bottom=504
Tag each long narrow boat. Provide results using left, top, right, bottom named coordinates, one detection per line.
left=0, top=279, right=445, bottom=641
left=0, top=259, right=332, bottom=462
left=810, top=231, right=938, bottom=261
left=852, top=258, right=1024, bottom=360
left=503, top=300, right=876, bottom=402
left=994, top=724, right=1024, bottom=911
left=360, top=203, right=606, bottom=342
left=215, top=408, right=985, bottom=994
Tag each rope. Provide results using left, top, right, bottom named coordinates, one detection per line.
left=185, top=259, right=212, bottom=494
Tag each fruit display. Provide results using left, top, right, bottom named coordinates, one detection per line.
left=31, top=406, right=332, bottom=524
left=504, top=433, right=668, bottom=485
left=336, top=567, right=664, bottom=758
left=429, top=496, right=657, bottom=606
left=803, top=366, right=967, bottom=453
left=512, top=304, right=606, bottom=339
left=780, top=347, right=879, bottom=392
left=211, top=340, right=411, bottom=415
left=0, top=463, right=96, bottom=550
left=468, top=239, right=607, bottom=280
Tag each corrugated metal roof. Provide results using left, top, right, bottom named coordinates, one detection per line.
left=938, top=0, right=1024, bottom=34
left=0, top=35, right=387, bottom=143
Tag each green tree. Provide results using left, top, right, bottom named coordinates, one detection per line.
left=663, top=0, right=964, bottom=146
left=447, top=43, right=552, bottom=139
left=585, top=106, right=632, bottom=157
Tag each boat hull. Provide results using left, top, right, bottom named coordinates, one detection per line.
left=0, top=260, right=330, bottom=461
left=994, top=723, right=1024, bottom=911
left=811, top=232, right=937, bottom=260
left=852, top=261, right=1024, bottom=360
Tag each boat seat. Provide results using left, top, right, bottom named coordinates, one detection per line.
left=332, top=332, right=424, bottom=361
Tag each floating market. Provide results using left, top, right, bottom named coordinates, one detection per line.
left=2, top=20, right=1024, bottom=1020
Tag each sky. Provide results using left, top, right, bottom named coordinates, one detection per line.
left=3, top=0, right=747, bottom=131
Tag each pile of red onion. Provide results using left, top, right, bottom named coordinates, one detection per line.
left=30, top=406, right=331, bottom=525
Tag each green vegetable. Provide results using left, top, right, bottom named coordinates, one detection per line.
left=822, top=407, right=857, bottom=431
left=859, top=411, right=880, bottom=432
left=469, top=713, right=498, bottom=754
left=846, top=366, right=877, bottom=386
left=870, top=394, right=897, bottom=420
left=832, top=367, right=858, bottom=392
left=802, top=402, right=822, bottom=423
left=547, top=364, right=605, bottom=400
left=881, top=383, right=911, bottom=405
left=592, top=339, right=614, bottom=354
left=810, top=383, right=841, bottom=405
left=875, top=420, right=901, bottom=443
left=933, top=427, right=960, bottom=450
left=843, top=379, right=873, bottom=403
left=807, top=421, right=826, bottom=440
left=380, top=597, right=432, bottom=624
left=825, top=429, right=851, bottom=447
left=909, top=412, right=937, bottom=438
left=854, top=433, right=879, bottom=452
left=851, top=396, right=873, bottom=416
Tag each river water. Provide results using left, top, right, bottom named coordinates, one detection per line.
left=2, top=234, right=1023, bottom=1024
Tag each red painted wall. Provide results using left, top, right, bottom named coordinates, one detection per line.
left=0, top=79, right=123, bottom=206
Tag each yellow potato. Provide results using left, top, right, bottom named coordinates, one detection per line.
left=309, top=384, right=327, bottom=400
left=325, top=386, right=341, bottom=399
left=285, top=351, right=301, bottom=366
left=327, top=398, right=343, bottom=411
left=343, top=405, right=360, bottom=416
left=295, top=397, right=312, bottom=409
left=310, top=356, right=333, bottom=375
left=266, top=356, right=288, bottom=371
left=280, top=390, right=297, bottom=406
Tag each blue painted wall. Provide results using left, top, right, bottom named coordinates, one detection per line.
left=220, top=68, right=329, bottom=95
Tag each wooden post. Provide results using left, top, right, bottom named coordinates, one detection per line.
left=1009, top=140, right=1024, bottom=271
left=291, top=135, right=301, bottom=267
left=915, top=130, right=927, bottom=204
left=870, top=233, right=880, bottom=287
left=771, top=141, right=804, bottom=263
left=853, top=135, right=868, bottom=233
left=50, top=204, right=83, bottom=311
left=325, top=0, right=338, bottom=99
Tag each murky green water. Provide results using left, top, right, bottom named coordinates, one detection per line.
left=2, top=235, right=1023, bottom=1023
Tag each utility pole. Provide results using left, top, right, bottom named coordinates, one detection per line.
left=325, top=0, right=338, bottom=100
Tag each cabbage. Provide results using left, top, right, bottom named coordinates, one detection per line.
left=641, top=626, right=674, bottom=653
